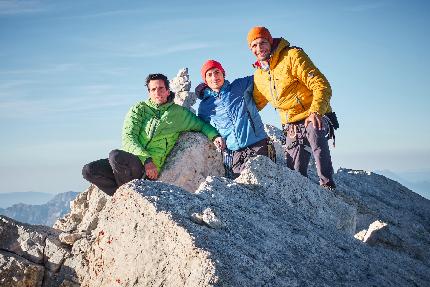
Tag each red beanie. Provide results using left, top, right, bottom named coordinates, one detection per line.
left=201, top=60, right=225, bottom=83
left=247, top=26, right=273, bottom=47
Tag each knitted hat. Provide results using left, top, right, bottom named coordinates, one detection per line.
left=247, top=26, right=273, bottom=47
left=200, top=60, right=225, bottom=83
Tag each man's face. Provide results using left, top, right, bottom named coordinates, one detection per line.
left=205, top=68, right=225, bottom=92
left=250, top=37, right=271, bottom=61
left=148, top=79, right=169, bottom=105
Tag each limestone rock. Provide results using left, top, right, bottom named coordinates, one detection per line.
left=59, top=232, right=84, bottom=245
left=158, top=132, right=224, bottom=192
left=53, top=156, right=429, bottom=286
left=190, top=207, right=223, bottom=229
left=0, top=216, right=78, bottom=286
left=335, top=168, right=430, bottom=265
left=236, top=156, right=357, bottom=234
left=44, top=235, right=69, bottom=272
left=263, top=125, right=429, bottom=265
left=0, top=216, right=47, bottom=264
left=170, top=68, right=196, bottom=111
left=0, top=250, right=45, bottom=287
left=362, top=220, right=403, bottom=249
left=170, top=68, right=192, bottom=92
left=53, top=185, right=109, bottom=234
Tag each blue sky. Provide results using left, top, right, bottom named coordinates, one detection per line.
left=1, top=0, right=429, bottom=194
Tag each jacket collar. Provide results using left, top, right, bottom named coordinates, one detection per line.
left=145, top=98, right=174, bottom=110
left=203, top=80, right=231, bottom=98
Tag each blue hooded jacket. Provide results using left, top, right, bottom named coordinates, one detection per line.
left=197, top=76, right=267, bottom=151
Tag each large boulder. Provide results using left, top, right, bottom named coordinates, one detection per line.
left=158, top=132, right=224, bottom=192
left=48, top=157, right=429, bottom=286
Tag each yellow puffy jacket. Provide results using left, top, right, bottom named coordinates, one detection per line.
left=253, top=38, right=332, bottom=124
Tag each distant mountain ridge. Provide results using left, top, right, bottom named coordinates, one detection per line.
left=0, top=191, right=79, bottom=226
left=375, top=169, right=430, bottom=200
left=0, top=191, right=54, bottom=208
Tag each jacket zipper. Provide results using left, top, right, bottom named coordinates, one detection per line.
left=295, top=95, right=305, bottom=111
left=268, top=70, right=278, bottom=110
left=144, top=106, right=164, bottom=149
left=218, top=90, right=240, bottom=146
left=144, top=117, right=158, bottom=149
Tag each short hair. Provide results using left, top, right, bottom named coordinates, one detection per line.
left=145, top=73, right=169, bottom=91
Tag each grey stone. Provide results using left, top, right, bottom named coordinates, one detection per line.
left=59, top=232, right=84, bottom=245
left=59, top=155, right=429, bottom=286
left=53, top=185, right=109, bottom=235
left=159, top=132, right=224, bottom=192
left=0, top=250, right=45, bottom=287
left=335, top=168, right=430, bottom=265
left=170, top=68, right=196, bottom=111
left=0, top=216, right=77, bottom=286
left=0, top=216, right=47, bottom=264
left=235, top=156, right=357, bottom=235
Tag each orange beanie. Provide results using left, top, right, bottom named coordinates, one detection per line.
left=247, top=26, right=273, bottom=46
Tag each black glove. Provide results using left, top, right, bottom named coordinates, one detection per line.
left=195, top=82, right=208, bottom=99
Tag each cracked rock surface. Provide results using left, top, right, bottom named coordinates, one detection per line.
left=0, top=216, right=79, bottom=286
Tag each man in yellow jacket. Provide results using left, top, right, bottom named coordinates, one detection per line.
left=247, top=26, right=336, bottom=189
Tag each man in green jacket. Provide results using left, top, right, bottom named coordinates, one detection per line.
left=82, top=73, right=224, bottom=195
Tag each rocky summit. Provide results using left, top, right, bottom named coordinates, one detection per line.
left=1, top=127, right=430, bottom=286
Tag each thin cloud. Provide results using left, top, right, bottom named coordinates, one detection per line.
left=60, top=9, right=147, bottom=20
left=0, top=79, right=38, bottom=89
left=0, top=0, right=47, bottom=15
left=11, top=138, right=119, bottom=152
left=344, top=2, right=387, bottom=12
left=125, top=42, right=211, bottom=57
left=0, top=63, right=78, bottom=75
left=58, top=5, right=192, bottom=20
left=0, top=92, right=135, bottom=118
left=102, top=41, right=214, bottom=58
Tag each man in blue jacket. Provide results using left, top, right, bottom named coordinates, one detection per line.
left=196, top=60, right=273, bottom=179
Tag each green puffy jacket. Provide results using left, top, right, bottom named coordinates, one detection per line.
left=122, top=99, right=219, bottom=172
